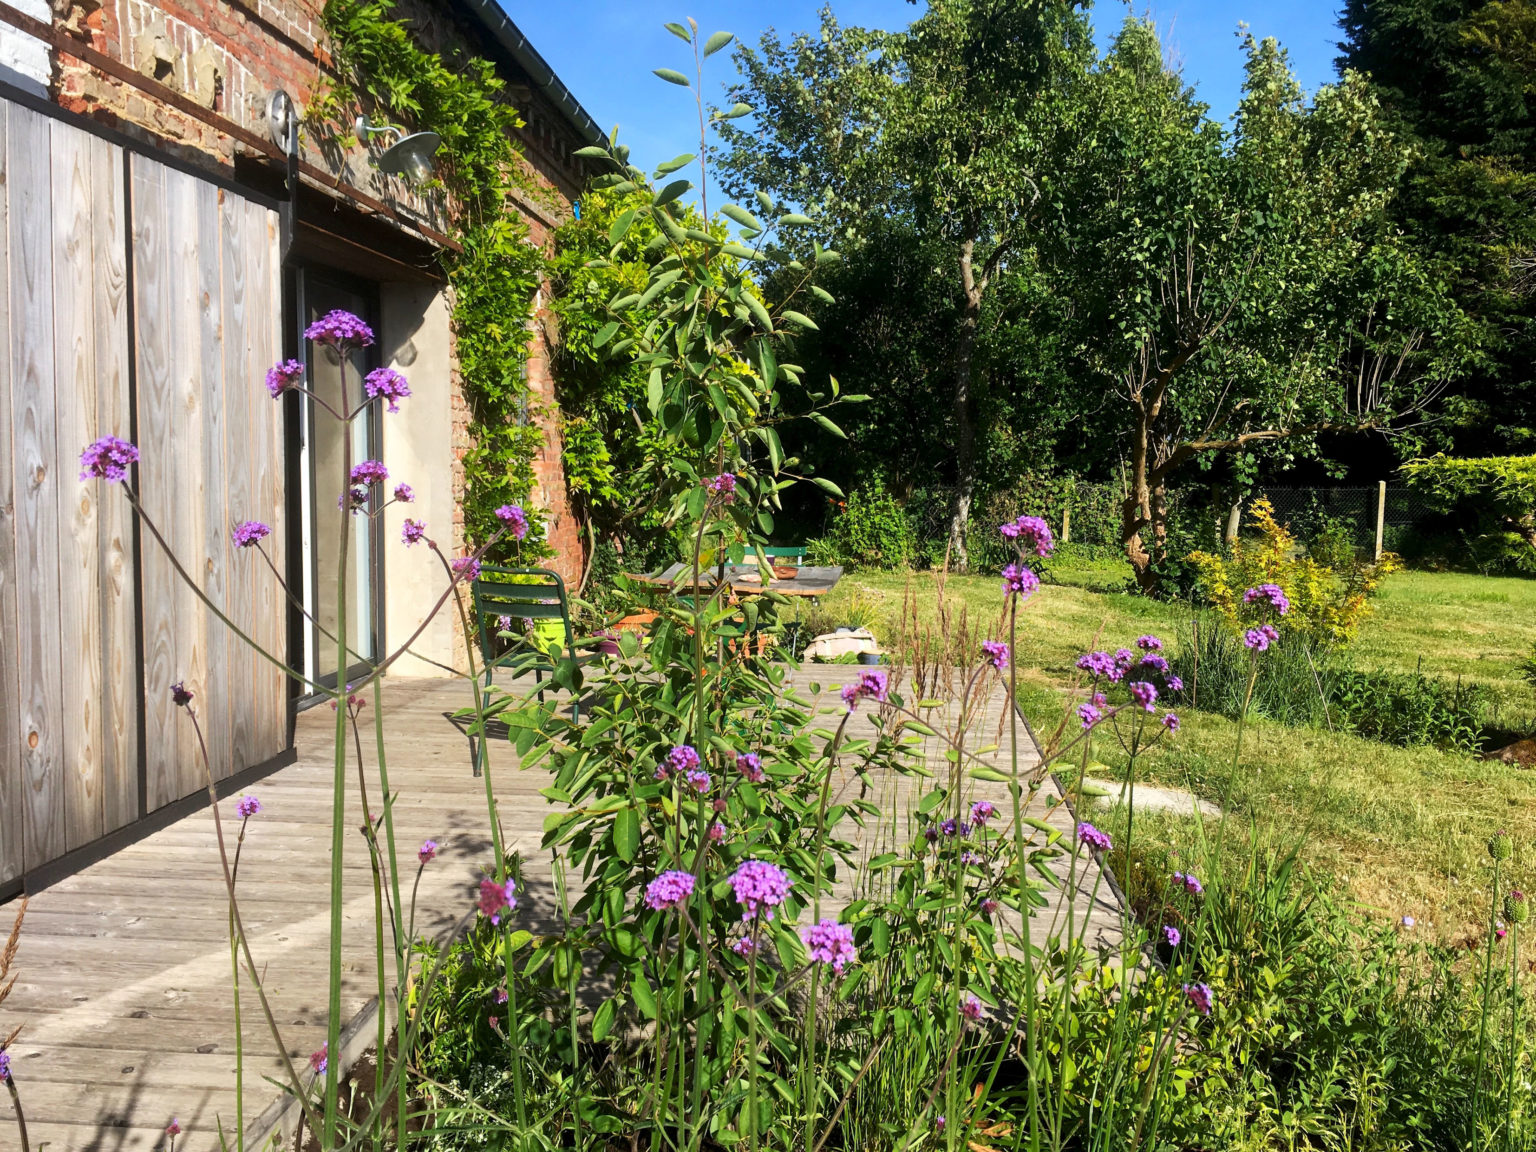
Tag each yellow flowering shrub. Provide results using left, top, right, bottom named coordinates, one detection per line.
left=1188, top=498, right=1401, bottom=647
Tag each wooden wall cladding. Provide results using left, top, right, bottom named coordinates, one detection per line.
left=0, top=95, right=287, bottom=882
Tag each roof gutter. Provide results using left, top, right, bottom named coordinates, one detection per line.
left=454, top=0, right=604, bottom=147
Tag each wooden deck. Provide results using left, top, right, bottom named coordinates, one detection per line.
left=0, top=667, right=1123, bottom=1150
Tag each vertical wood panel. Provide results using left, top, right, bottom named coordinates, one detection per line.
left=52, top=122, right=105, bottom=851
left=0, top=102, right=20, bottom=884
left=131, top=154, right=180, bottom=813
left=252, top=205, right=286, bottom=762
left=10, top=105, right=65, bottom=870
left=195, top=180, right=230, bottom=786
left=93, top=138, right=138, bottom=835
left=220, top=188, right=255, bottom=775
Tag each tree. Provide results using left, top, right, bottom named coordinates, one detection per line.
left=1044, top=23, right=1469, bottom=588
left=717, top=0, right=1091, bottom=568
left=1339, top=0, right=1536, bottom=454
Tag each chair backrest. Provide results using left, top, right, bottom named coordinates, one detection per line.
left=472, top=566, right=573, bottom=667
left=744, top=545, right=807, bottom=566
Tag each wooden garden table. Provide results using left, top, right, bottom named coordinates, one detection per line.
left=624, top=561, right=844, bottom=599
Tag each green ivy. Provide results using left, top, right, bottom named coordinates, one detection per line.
left=313, top=0, right=550, bottom=562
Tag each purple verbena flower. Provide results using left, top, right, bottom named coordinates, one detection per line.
left=1243, top=628, right=1272, bottom=651
left=840, top=669, right=889, bottom=711
left=304, top=309, right=374, bottom=348
left=350, top=460, right=389, bottom=486
left=310, top=1043, right=328, bottom=1075
left=418, top=840, right=438, bottom=864
left=363, top=366, right=410, bottom=412
left=1138, top=653, right=1170, bottom=675
left=452, top=556, right=481, bottom=582
left=940, top=817, right=960, bottom=839
left=960, top=849, right=983, bottom=865
left=1000, top=514, right=1054, bottom=557
left=731, top=859, right=792, bottom=921
left=166, top=1117, right=181, bottom=1137
left=265, top=358, right=305, bottom=397
left=1162, top=713, right=1180, bottom=732
left=0, top=1049, right=10, bottom=1084
left=800, top=918, right=857, bottom=973
left=1243, top=584, right=1290, bottom=616
left=731, top=936, right=757, bottom=956
left=1077, top=703, right=1102, bottom=730
left=708, top=821, right=725, bottom=843
left=495, top=987, right=508, bottom=1004
left=1076, top=651, right=1116, bottom=679
left=339, top=486, right=368, bottom=513
left=1163, top=925, right=1181, bottom=947
left=79, top=435, right=139, bottom=482
left=402, top=519, right=427, bottom=545
left=1165, top=675, right=1184, bottom=693
left=1136, top=634, right=1164, bottom=652
left=736, top=752, right=765, bottom=783
left=970, top=801, right=995, bottom=825
left=1128, top=681, right=1158, bottom=712
left=980, top=897, right=1000, bottom=915
left=1001, top=563, right=1040, bottom=600
left=170, top=682, right=193, bottom=707
left=960, top=993, right=985, bottom=1021
left=393, top=483, right=414, bottom=504
left=1173, top=871, right=1203, bottom=895
left=495, top=504, right=529, bottom=540
left=231, top=520, right=271, bottom=548
left=235, top=795, right=261, bottom=820
left=1077, top=822, right=1112, bottom=852
left=656, top=744, right=701, bottom=780
left=982, top=640, right=1010, bottom=670
left=706, top=473, right=737, bottom=502
left=644, top=870, right=696, bottom=911
left=477, top=876, right=517, bottom=925
left=1184, top=982, right=1214, bottom=1016
left=686, top=768, right=712, bottom=794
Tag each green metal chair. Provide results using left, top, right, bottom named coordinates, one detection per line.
left=760, top=544, right=808, bottom=566
left=471, top=566, right=578, bottom=718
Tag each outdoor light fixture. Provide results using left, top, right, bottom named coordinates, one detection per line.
left=355, top=114, right=442, bottom=183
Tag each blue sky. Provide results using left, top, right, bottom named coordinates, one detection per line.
left=509, top=1, right=1345, bottom=204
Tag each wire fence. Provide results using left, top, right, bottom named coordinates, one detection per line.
left=1252, top=485, right=1438, bottom=555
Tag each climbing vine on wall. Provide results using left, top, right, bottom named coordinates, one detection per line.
left=310, top=0, right=549, bottom=560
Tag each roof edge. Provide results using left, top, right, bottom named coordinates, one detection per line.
left=454, top=0, right=604, bottom=147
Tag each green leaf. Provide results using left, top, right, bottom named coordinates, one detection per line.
left=591, top=998, right=617, bottom=1042
left=663, top=21, right=691, bottom=42
left=631, top=972, right=658, bottom=1019
left=808, top=476, right=845, bottom=499
left=653, top=67, right=691, bottom=87
left=723, top=102, right=752, bottom=119
left=744, top=293, right=774, bottom=332
left=969, top=766, right=1011, bottom=782
left=778, top=213, right=815, bottom=227
left=722, top=242, right=762, bottom=261
left=607, top=208, right=637, bottom=248
left=646, top=368, right=663, bottom=415
left=593, top=321, right=620, bottom=348
left=810, top=285, right=835, bottom=305
left=653, top=179, right=692, bottom=208
left=703, top=30, right=734, bottom=57
left=780, top=310, right=819, bottom=331
left=654, top=153, right=697, bottom=177
left=506, top=930, right=534, bottom=953
left=809, top=412, right=845, bottom=439
left=755, top=190, right=774, bottom=214
left=721, top=204, right=763, bottom=231
left=612, top=806, right=641, bottom=863
left=574, top=145, right=610, bottom=159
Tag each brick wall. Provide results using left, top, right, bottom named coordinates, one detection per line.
left=34, top=0, right=590, bottom=585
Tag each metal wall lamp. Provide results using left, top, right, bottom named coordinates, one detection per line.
left=355, top=114, right=442, bottom=183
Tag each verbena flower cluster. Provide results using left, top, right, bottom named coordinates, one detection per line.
left=363, top=366, right=410, bottom=412
left=656, top=744, right=701, bottom=781
left=841, top=669, right=888, bottom=711
left=495, top=503, right=529, bottom=540
left=730, top=859, right=792, bottom=921
left=231, top=520, right=271, bottom=549
left=265, top=358, right=305, bottom=397
left=1001, top=563, right=1040, bottom=600
left=1172, top=870, right=1203, bottom=895
left=350, top=460, right=389, bottom=486
left=1074, top=634, right=1181, bottom=732
left=452, top=556, right=481, bottom=582
left=304, top=309, right=374, bottom=348
left=235, top=795, right=261, bottom=820
left=645, top=870, right=696, bottom=911
left=1077, top=822, right=1112, bottom=852
left=418, top=839, right=437, bottom=864
left=477, top=876, right=517, bottom=925
left=1244, top=623, right=1280, bottom=651
left=79, top=435, right=139, bottom=482
left=736, top=752, right=764, bottom=783
left=1242, top=583, right=1290, bottom=615
left=170, top=681, right=194, bottom=707
left=800, top=918, right=857, bottom=973
left=707, top=472, right=737, bottom=502
left=393, top=483, right=414, bottom=504
left=982, top=640, right=1010, bottom=670
left=1184, top=981, right=1214, bottom=1016
left=402, top=519, right=427, bottom=546
left=999, top=514, right=1054, bottom=557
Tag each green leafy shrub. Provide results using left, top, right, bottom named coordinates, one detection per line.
left=812, top=479, right=913, bottom=569
left=1333, top=667, right=1489, bottom=753
left=1401, top=454, right=1536, bottom=576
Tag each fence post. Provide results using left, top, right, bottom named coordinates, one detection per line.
left=1375, top=480, right=1386, bottom=561
left=1061, top=505, right=1071, bottom=545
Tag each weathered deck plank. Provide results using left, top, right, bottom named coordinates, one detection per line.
left=0, top=667, right=1122, bottom=1148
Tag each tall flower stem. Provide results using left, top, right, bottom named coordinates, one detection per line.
left=371, top=678, right=410, bottom=1148
left=1503, top=920, right=1522, bottom=1152
left=1472, top=857, right=1504, bottom=1151
left=3, top=1077, right=28, bottom=1152
left=348, top=707, right=390, bottom=1152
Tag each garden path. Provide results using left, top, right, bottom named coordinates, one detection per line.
left=0, top=668, right=1122, bottom=1151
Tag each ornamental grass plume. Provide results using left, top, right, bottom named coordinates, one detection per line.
left=645, top=870, right=696, bottom=911
left=730, top=859, right=791, bottom=921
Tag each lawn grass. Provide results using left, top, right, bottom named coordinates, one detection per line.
left=807, top=555, right=1536, bottom=934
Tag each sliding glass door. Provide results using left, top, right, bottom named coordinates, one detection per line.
left=297, top=272, right=382, bottom=693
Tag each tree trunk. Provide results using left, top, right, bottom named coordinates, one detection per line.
left=945, top=239, right=983, bottom=571
left=1121, top=401, right=1158, bottom=592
